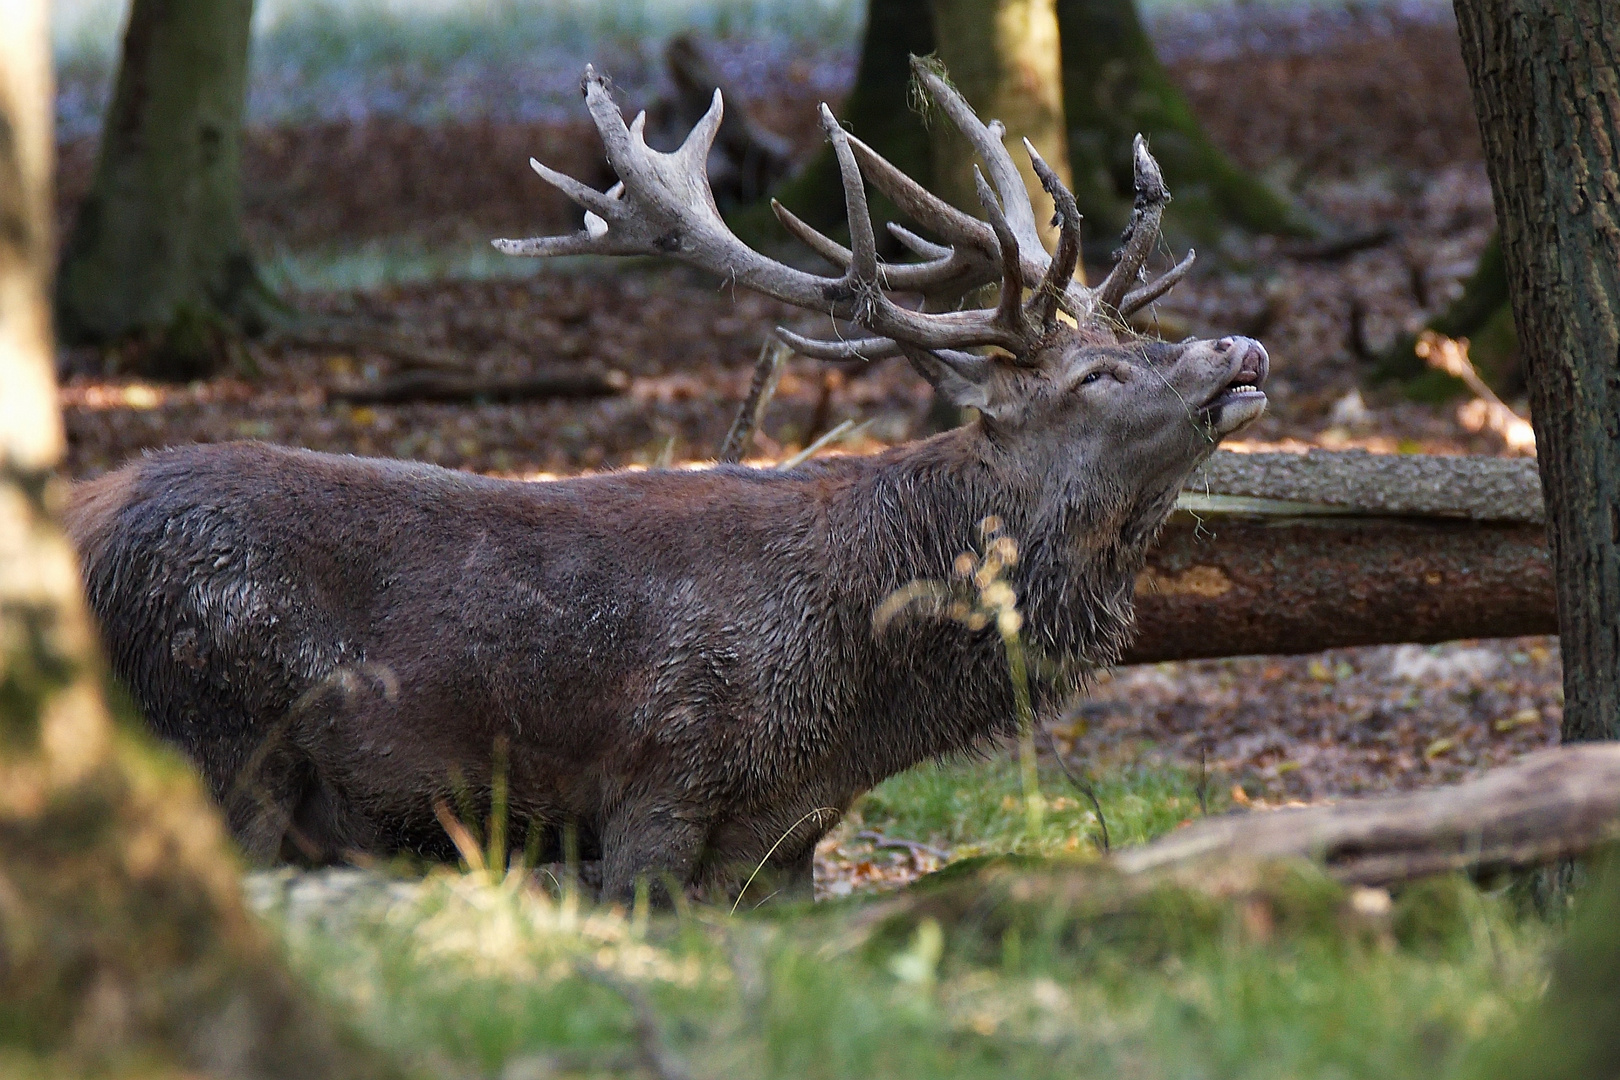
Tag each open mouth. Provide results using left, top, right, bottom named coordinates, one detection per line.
left=1204, top=375, right=1267, bottom=411
left=1200, top=337, right=1270, bottom=433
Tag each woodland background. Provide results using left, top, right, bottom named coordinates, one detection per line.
left=5, top=0, right=1614, bottom=1076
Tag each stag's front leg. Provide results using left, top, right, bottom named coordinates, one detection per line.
left=599, top=800, right=707, bottom=905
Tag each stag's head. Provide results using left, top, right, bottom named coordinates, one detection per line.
left=496, top=60, right=1266, bottom=507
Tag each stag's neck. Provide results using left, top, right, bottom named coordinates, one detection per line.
left=818, top=425, right=1166, bottom=675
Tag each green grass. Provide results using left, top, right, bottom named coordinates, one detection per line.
left=852, top=754, right=1224, bottom=859
left=252, top=754, right=1558, bottom=1080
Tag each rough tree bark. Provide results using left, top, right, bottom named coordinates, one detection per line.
left=0, top=8, right=394, bottom=1074
left=1452, top=0, right=1620, bottom=743
left=1054, top=0, right=1320, bottom=248
left=54, top=0, right=273, bottom=382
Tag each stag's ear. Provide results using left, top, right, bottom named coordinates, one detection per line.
left=902, top=347, right=1019, bottom=419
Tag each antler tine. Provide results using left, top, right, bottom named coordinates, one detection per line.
left=1094, top=135, right=1171, bottom=314
left=674, top=87, right=725, bottom=171
left=845, top=134, right=996, bottom=258
left=888, top=223, right=951, bottom=259
left=972, top=166, right=1031, bottom=340
left=1119, top=248, right=1196, bottom=317
left=1023, top=138, right=1082, bottom=328
left=842, top=131, right=1036, bottom=306
left=775, top=326, right=904, bottom=362
left=496, top=69, right=856, bottom=318
left=821, top=103, right=881, bottom=285
left=909, top=57, right=1046, bottom=259
left=771, top=199, right=862, bottom=273
left=820, top=104, right=1026, bottom=353
left=769, top=199, right=983, bottom=300
left=498, top=65, right=1049, bottom=362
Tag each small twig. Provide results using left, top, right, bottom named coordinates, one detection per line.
left=732, top=806, right=838, bottom=914
left=776, top=419, right=870, bottom=470
left=328, top=369, right=628, bottom=406
left=576, top=963, right=695, bottom=1080
left=854, top=830, right=951, bottom=862
left=1345, top=293, right=1375, bottom=362
left=1197, top=744, right=1210, bottom=817
left=719, top=336, right=790, bottom=463
left=1282, top=225, right=1397, bottom=262
left=1038, top=720, right=1110, bottom=853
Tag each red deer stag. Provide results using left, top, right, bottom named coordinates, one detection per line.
left=69, top=61, right=1267, bottom=902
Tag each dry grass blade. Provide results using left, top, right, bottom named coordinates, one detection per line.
left=775, top=418, right=869, bottom=469
left=433, top=797, right=487, bottom=873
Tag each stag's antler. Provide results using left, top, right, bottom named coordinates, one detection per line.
left=494, top=63, right=1192, bottom=371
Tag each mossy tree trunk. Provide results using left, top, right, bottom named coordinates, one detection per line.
left=927, top=0, right=1071, bottom=251
left=1055, top=0, right=1321, bottom=249
left=0, top=8, right=394, bottom=1075
left=1453, top=0, right=1620, bottom=743
left=54, top=0, right=274, bottom=382
left=764, top=0, right=1074, bottom=252
left=763, top=0, right=1318, bottom=258
left=745, top=0, right=937, bottom=247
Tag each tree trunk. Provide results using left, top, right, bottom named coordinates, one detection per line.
left=54, top=0, right=273, bottom=382
left=1, top=8, right=392, bottom=1074
left=1055, top=0, right=1321, bottom=249
left=743, top=0, right=937, bottom=245
left=927, top=0, right=1072, bottom=250
left=1452, top=0, right=1620, bottom=743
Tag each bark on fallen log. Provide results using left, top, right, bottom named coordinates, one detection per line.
left=1123, top=450, right=1555, bottom=663
left=329, top=369, right=629, bottom=406
left=1116, top=744, right=1620, bottom=887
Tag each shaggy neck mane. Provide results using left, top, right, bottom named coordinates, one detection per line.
left=795, top=425, right=1180, bottom=767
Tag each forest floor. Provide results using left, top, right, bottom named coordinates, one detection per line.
left=54, top=0, right=1561, bottom=899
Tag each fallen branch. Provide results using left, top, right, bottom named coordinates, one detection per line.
left=265, top=322, right=471, bottom=372
left=854, top=830, right=950, bottom=862
left=1116, top=744, right=1620, bottom=887
left=329, top=369, right=628, bottom=406
left=718, top=337, right=790, bottom=463
left=576, top=963, right=695, bottom=1080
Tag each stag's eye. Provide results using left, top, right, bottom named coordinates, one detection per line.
left=1078, top=371, right=1106, bottom=386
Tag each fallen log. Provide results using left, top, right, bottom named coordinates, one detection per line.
left=1124, top=449, right=1555, bottom=663
left=328, top=368, right=629, bottom=406
left=1116, top=744, right=1620, bottom=887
